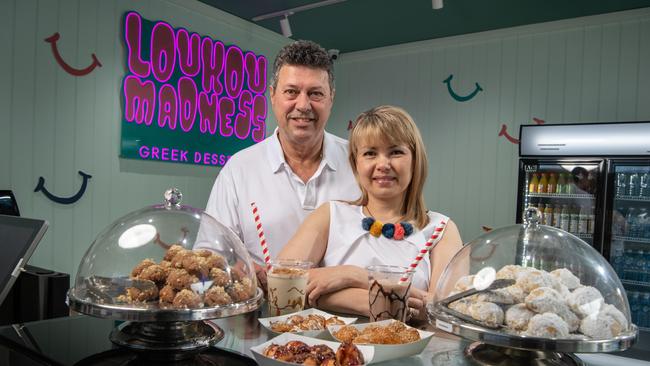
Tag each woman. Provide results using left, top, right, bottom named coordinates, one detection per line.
left=278, top=105, right=462, bottom=320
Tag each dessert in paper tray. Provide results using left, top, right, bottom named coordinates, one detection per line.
left=259, top=308, right=358, bottom=338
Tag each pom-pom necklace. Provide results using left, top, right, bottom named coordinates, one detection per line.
left=361, top=206, right=413, bottom=240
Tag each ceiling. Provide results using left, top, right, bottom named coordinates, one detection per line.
left=198, top=0, right=650, bottom=53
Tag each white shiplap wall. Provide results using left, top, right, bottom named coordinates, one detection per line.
left=0, top=0, right=288, bottom=278
left=328, top=8, right=650, bottom=242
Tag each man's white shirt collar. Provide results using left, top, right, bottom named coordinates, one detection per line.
left=266, top=127, right=341, bottom=174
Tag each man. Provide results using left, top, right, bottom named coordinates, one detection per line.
left=198, top=40, right=359, bottom=287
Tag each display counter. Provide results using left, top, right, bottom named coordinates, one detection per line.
left=0, top=312, right=648, bottom=366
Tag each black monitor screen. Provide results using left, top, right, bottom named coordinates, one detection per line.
left=0, top=215, right=48, bottom=305
left=0, top=190, right=20, bottom=216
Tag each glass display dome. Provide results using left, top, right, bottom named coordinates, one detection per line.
left=67, top=188, right=263, bottom=352
left=428, top=207, right=637, bottom=358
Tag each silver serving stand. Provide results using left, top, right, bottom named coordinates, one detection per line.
left=428, top=301, right=638, bottom=366
left=68, top=286, right=263, bottom=357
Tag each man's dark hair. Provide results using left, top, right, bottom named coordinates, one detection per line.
left=271, top=40, right=334, bottom=91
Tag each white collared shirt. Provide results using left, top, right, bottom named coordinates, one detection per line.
left=198, top=129, right=360, bottom=264
left=324, top=201, right=449, bottom=291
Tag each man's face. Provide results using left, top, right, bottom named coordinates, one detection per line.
left=270, top=65, right=334, bottom=146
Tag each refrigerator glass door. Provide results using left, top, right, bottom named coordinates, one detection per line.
left=607, top=161, right=650, bottom=331
left=520, top=161, right=602, bottom=247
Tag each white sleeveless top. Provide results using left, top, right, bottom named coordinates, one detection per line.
left=323, top=201, right=450, bottom=291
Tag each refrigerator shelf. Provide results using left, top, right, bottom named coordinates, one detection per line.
left=613, top=236, right=650, bottom=244
left=527, top=193, right=595, bottom=199
left=615, top=195, right=650, bottom=202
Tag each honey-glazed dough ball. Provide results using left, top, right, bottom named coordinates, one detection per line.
left=468, top=302, right=504, bottom=328
left=130, top=258, right=156, bottom=278
left=209, top=267, right=231, bottom=287
left=453, top=275, right=475, bottom=292
left=138, top=264, right=167, bottom=284
left=164, top=244, right=185, bottom=261
left=172, top=289, right=201, bottom=308
left=166, top=268, right=198, bottom=290
left=550, top=268, right=581, bottom=290
left=181, top=254, right=208, bottom=277
left=505, top=303, right=535, bottom=331
left=525, top=287, right=565, bottom=314
left=159, top=285, right=176, bottom=303
left=204, top=285, right=233, bottom=306
left=567, top=286, right=604, bottom=318
left=194, top=249, right=214, bottom=258
left=580, top=313, right=622, bottom=339
left=170, top=250, right=193, bottom=269
left=525, top=313, right=569, bottom=338
left=398, top=327, right=421, bottom=343
left=333, top=326, right=359, bottom=343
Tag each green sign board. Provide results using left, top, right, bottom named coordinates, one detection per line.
left=121, top=12, right=268, bottom=167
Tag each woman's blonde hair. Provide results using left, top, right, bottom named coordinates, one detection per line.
left=348, top=105, right=429, bottom=229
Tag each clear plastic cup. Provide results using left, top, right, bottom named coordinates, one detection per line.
left=266, top=259, right=312, bottom=316
left=367, top=265, right=411, bottom=322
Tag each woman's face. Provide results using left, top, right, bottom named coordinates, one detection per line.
left=355, top=138, right=413, bottom=202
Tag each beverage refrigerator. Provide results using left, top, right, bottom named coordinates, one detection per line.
left=516, top=121, right=650, bottom=359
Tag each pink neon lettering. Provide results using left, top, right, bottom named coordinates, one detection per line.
left=251, top=93, right=267, bottom=142
left=201, top=38, right=224, bottom=94
left=219, top=97, right=235, bottom=137
left=158, top=84, right=178, bottom=129
left=151, top=146, right=160, bottom=159
left=151, top=22, right=176, bottom=82
left=234, top=90, right=252, bottom=140
left=245, top=52, right=267, bottom=94
left=138, top=145, right=150, bottom=158
left=178, top=76, right=197, bottom=132
left=124, top=75, right=155, bottom=125
left=176, top=29, right=200, bottom=76
left=198, top=91, right=219, bottom=135
left=125, top=12, right=150, bottom=77
left=224, top=46, right=244, bottom=98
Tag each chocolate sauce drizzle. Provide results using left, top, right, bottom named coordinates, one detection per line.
left=368, top=280, right=411, bottom=322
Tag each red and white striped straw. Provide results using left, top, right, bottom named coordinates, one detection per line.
left=399, top=219, right=448, bottom=284
left=251, top=202, right=272, bottom=270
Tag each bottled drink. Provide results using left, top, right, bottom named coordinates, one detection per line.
left=615, top=172, right=627, bottom=197
left=638, top=208, right=649, bottom=239
left=628, top=173, right=640, bottom=197
left=552, top=203, right=562, bottom=228
left=528, top=173, right=539, bottom=193
left=611, top=240, right=624, bottom=276
left=634, top=249, right=645, bottom=281
left=626, top=207, right=637, bottom=237
left=642, top=293, right=650, bottom=327
left=623, top=249, right=635, bottom=280
left=546, top=173, right=557, bottom=194
left=560, top=205, right=570, bottom=232
left=556, top=173, right=567, bottom=195
left=563, top=174, right=576, bottom=195
left=578, top=205, right=589, bottom=234
left=640, top=172, right=650, bottom=197
left=569, top=205, right=580, bottom=234
left=544, top=203, right=553, bottom=226
left=588, top=205, right=595, bottom=234
left=630, top=292, right=640, bottom=324
left=538, top=203, right=546, bottom=223
left=538, top=173, right=548, bottom=194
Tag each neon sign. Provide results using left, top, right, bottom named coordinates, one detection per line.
left=120, top=12, right=268, bottom=167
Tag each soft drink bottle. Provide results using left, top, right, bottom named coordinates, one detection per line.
left=637, top=250, right=646, bottom=282
left=611, top=240, right=624, bottom=276
left=538, top=173, right=548, bottom=194
left=544, top=204, right=553, bottom=226
left=578, top=205, right=589, bottom=234
left=631, top=292, right=640, bottom=325
left=528, top=173, right=539, bottom=193
left=642, top=293, right=650, bottom=327
left=588, top=205, right=595, bottom=234
left=552, top=204, right=561, bottom=228
left=556, top=173, right=567, bottom=195
left=639, top=208, right=649, bottom=239
left=560, top=205, right=570, bottom=232
left=547, top=173, right=557, bottom=194
left=615, top=172, right=627, bottom=197
left=626, top=207, right=637, bottom=238
left=628, top=173, right=640, bottom=197
left=569, top=205, right=579, bottom=234
left=624, top=249, right=635, bottom=280
left=640, top=172, right=650, bottom=197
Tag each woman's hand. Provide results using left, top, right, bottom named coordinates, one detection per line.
left=306, top=265, right=368, bottom=307
left=406, top=287, right=430, bottom=322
